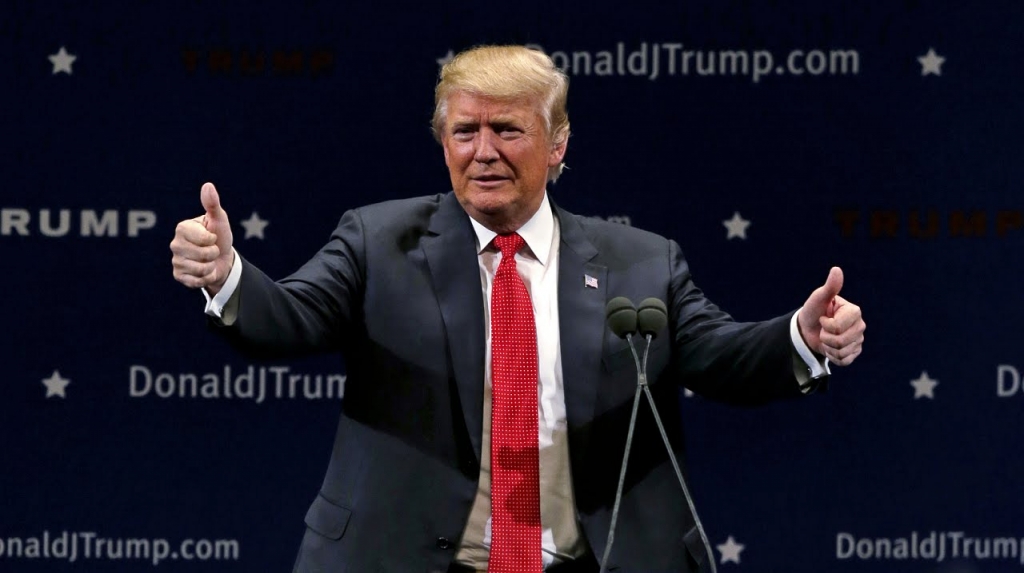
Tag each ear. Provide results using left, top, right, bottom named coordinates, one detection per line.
left=442, top=137, right=451, bottom=168
left=548, top=136, right=567, bottom=167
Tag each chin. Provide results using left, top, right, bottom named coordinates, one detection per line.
left=469, top=200, right=511, bottom=217
left=466, top=190, right=514, bottom=211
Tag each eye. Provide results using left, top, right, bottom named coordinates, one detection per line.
left=451, top=127, right=475, bottom=141
left=499, top=127, right=523, bottom=139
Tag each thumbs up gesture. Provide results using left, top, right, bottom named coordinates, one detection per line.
left=797, top=267, right=866, bottom=366
left=170, top=182, right=235, bottom=294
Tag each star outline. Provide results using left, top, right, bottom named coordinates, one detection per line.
left=723, top=211, right=751, bottom=240
left=48, top=46, right=77, bottom=75
left=240, top=212, right=269, bottom=240
left=41, top=370, right=71, bottom=398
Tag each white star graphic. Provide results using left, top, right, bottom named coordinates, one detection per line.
left=42, top=370, right=71, bottom=398
left=910, top=371, right=939, bottom=399
left=918, top=48, right=945, bottom=76
left=723, top=212, right=751, bottom=240
left=48, top=46, right=77, bottom=75
left=717, top=535, right=745, bottom=564
left=240, top=212, right=269, bottom=240
left=436, top=49, right=455, bottom=68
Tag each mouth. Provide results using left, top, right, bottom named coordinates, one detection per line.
left=470, top=175, right=510, bottom=188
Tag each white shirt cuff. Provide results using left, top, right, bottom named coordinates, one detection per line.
left=203, top=249, right=242, bottom=318
left=790, top=312, right=830, bottom=382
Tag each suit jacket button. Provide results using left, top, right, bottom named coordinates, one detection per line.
left=436, top=537, right=452, bottom=550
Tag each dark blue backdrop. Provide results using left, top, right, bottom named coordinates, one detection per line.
left=2, top=1, right=1022, bottom=571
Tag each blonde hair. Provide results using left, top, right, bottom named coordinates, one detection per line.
left=432, top=45, right=570, bottom=182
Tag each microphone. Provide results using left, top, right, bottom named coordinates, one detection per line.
left=605, top=297, right=638, bottom=339
left=637, top=297, right=667, bottom=338
left=600, top=297, right=717, bottom=573
left=633, top=297, right=668, bottom=379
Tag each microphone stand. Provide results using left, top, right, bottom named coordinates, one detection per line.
left=600, top=333, right=718, bottom=573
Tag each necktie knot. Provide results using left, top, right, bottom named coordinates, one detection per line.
left=494, top=233, right=526, bottom=259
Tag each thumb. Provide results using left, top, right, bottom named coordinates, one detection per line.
left=200, top=182, right=225, bottom=223
left=805, top=267, right=844, bottom=318
left=822, top=266, right=844, bottom=299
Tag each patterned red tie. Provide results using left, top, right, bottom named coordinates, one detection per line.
left=489, top=233, right=542, bottom=573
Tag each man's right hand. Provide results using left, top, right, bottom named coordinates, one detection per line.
left=170, top=182, right=235, bottom=294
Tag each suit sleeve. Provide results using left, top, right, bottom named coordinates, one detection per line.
left=211, top=209, right=367, bottom=359
left=664, top=239, right=809, bottom=405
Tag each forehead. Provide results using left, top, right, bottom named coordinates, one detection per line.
left=445, top=91, right=543, bottom=124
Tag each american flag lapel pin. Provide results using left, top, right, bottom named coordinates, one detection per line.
left=584, top=274, right=599, bottom=289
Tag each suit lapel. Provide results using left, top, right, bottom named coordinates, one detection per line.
left=422, top=193, right=486, bottom=464
left=554, top=204, right=607, bottom=466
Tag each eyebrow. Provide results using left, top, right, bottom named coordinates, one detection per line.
left=449, top=119, right=478, bottom=130
left=449, top=116, right=523, bottom=130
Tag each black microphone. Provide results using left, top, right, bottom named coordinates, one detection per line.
left=605, top=296, right=644, bottom=385
left=605, top=297, right=638, bottom=339
left=601, top=297, right=641, bottom=572
left=600, top=297, right=718, bottom=573
left=634, top=297, right=668, bottom=377
left=637, top=297, right=667, bottom=338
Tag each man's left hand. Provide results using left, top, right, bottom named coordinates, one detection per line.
left=798, top=267, right=866, bottom=366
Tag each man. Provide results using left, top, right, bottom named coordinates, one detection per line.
left=171, top=45, right=865, bottom=573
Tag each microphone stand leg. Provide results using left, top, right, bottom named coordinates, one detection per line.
left=641, top=385, right=718, bottom=573
left=599, top=382, right=643, bottom=573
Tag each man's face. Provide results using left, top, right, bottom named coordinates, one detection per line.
left=442, top=91, right=566, bottom=233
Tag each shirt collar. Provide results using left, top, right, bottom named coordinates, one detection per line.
left=468, top=192, right=554, bottom=266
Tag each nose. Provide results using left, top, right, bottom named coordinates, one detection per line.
left=473, top=130, right=500, bottom=163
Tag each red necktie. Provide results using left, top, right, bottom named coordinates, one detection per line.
left=489, top=233, right=542, bottom=573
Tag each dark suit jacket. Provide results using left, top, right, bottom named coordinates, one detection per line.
left=216, top=192, right=814, bottom=572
